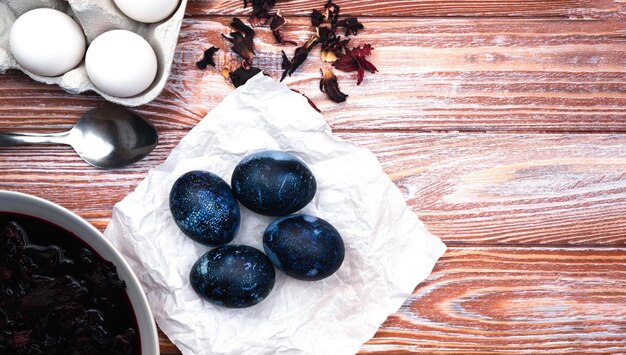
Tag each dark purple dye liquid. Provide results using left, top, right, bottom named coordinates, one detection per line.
left=0, top=212, right=140, bottom=355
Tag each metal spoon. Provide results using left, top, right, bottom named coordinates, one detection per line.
left=0, top=106, right=158, bottom=169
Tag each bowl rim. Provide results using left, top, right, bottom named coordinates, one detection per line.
left=0, top=190, right=160, bottom=355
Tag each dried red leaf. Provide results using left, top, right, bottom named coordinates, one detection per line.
left=222, top=18, right=255, bottom=66
left=320, top=68, right=348, bottom=103
left=336, top=17, right=364, bottom=36
left=243, top=0, right=276, bottom=21
left=196, top=47, right=219, bottom=70
left=332, top=44, right=378, bottom=85
left=291, top=89, right=322, bottom=113
left=270, top=12, right=297, bottom=45
left=280, top=35, right=319, bottom=81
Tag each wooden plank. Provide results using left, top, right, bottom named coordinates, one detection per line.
left=157, top=247, right=626, bottom=353
left=361, top=247, right=626, bottom=353
left=158, top=329, right=181, bottom=354
left=1, top=131, right=626, bottom=245
left=185, top=0, right=616, bottom=18
left=170, top=16, right=626, bottom=132
left=2, top=16, right=626, bottom=132
left=0, top=72, right=202, bottom=131
left=352, top=132, right=626, bottom=245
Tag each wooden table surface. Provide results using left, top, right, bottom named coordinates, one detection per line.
left=2, top=0, right=626, bottom=353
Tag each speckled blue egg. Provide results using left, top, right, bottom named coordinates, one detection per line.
left=170, top=171, right=240, bottom=247
left=190, top=245, right=276, bottom=308
left=231, top=151, right=316, bottom=216
left=263, top=214, right=344, bottom=281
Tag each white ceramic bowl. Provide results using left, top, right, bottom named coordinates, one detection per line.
left=0, top=190, right=159, bottom=355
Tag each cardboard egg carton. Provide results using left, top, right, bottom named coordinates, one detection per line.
left=0, top=0, right=187, bottom=106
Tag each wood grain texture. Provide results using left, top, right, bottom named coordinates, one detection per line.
left=2, top=131, right=626, bottom=245
left=185, top=0, right=616, bottom=18
left=353, top=133, right=626, bottom=245
left=3, top=14, right=626, bottom=132
left=2, top=0, right=626, bottom=353
left=172, top=15, right=626, bottom=133
left=159, top=329, right=182, bottom=354
left=156, top=247, right=626, bottom=354
left=359, top=247, right=626, bottom=353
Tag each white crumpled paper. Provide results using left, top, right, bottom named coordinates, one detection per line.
left=104, top=74, right=446, bottom=355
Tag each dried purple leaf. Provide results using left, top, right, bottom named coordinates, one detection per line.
left=231, top=17, right=255, bottom=37
left=332, top=44, right=378, bottom=85
left=317, top=26, right=350, bottom=54
left=280, top=50, right=292, bottom=82
left=196, top=47, right=220, bottom=69
left=272, top=28, right=294, bottom=45
left=222, top=17, right=255, bottom=66
left=320, top=68, right=348, bottom=103
left=222, top=31, right=253, bottom=64
left=243, top=0, right=276, bottom=21
left=311, top=9, right=325, bottom=27
left=230, top=66, right=263, bottom=87
left=324, top=0, right=341, bottom=25
left=269, top=11, right=286, bottom=31
left=336, top=17, right=364, bottom=36
left=311, top=0, right=341, bottom=27
left=0, top=222, right=27, bottom=261
left=270, top=11, right=297, bottom=45
left=19, top=277, right=87, bottom=309
left=280, top=35, right=319, bottom=81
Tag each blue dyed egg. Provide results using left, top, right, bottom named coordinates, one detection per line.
left=190, top=245, right=276, bottom=308
left=263, top=214, right=344, bottom=281
left=231, top=151, right=316, bottom=216
left=170, top=171, right=240, bottom=247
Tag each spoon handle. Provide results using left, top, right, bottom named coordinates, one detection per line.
left=0, top=131, right=70, bottom=147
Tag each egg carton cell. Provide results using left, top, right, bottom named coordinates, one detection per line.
left=0, top=0, right=187, bottom=106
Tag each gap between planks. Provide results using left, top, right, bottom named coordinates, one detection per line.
left=184, top=13, right=583, bottom=20
left=9, top=125, right=626, bottom=136
left=444, top=242, right=626, bottom=249
left=184, top=0, right=620, bottom=19
left=334, top=128, right=626, bottom=134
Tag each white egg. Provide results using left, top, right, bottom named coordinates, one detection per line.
left=86, top=30, right=158, bottom=98
left=10, top=8, right=86, bottom=77
left=113, top=0, right=180, bottom=23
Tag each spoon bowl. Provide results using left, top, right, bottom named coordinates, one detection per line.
left=0, top=106, right=158, bottom=169
left=69, top=107, right=159, bottom=168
